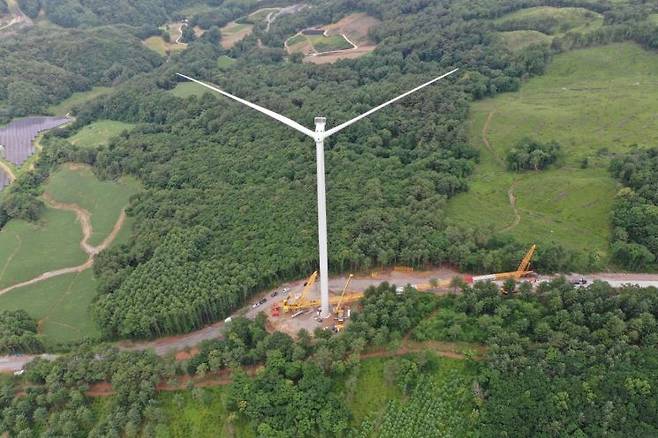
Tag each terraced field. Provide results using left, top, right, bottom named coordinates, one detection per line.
left=447, top=43, right=658, bottom=258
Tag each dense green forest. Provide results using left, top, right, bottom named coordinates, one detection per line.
left=2, top=281, right=657, bottom=435
left=415, top=280, right=658, bottom=436
left=17, top=0, right=194, bottom=27
left=609, top=148, right=658, bottom=270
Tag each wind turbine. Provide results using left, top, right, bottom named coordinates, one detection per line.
left=177, top=68, right=459, bottom=318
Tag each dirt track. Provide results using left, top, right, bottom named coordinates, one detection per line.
left=0, top=160, right=16, bottom=182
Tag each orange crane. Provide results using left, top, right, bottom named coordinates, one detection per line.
left=471, top=244, right=537, bottom=283
left=334, top=274, right=354, bottom=319
left=282, top=271, right=319, bottom=312
left=498, top=244, right=537, bottom=280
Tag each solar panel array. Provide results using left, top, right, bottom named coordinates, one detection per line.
left=0, top=116, right=71, bottom=165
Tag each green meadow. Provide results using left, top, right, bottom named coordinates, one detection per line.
left=68, top=120, right=135, bottom=149
left=0, top=208, right=86, bottom=289
left=169, top=81, right=208, bottom=98
left=48, top=87, right=112, bottom=116
left=447, top=43, right=658, bottom=259
left=494, top=6, right=603, bottom=35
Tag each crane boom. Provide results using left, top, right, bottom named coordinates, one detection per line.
left=334, top=274, right=354, bottom=316
left=282, top=271, right=318, bottom=312
left=517, top=244, right=536, bottom=273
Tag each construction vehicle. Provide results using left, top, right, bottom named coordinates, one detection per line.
left=282, top=271, right=319, bottom=312
left=470, top=244, right=537, bottom=283
left=271, top=303, right=280, bottom=317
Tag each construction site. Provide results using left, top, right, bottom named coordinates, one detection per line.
left=247, top=245, right=539, bottom=336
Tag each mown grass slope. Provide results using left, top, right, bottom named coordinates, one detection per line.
left=0, top=208, right=86, bottom=289
left=447, top=43, right=658, bottom=260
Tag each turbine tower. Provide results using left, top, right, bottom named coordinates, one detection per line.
left=177, top=68, right=459, bottom=318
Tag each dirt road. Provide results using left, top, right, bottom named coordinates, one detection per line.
left=3, top=269, right=658, bottom=373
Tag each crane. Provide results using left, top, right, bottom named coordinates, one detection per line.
left=333, top=274, right=354, bottom=319
left=470, top=244, right=537, bottom=283
left=282, top=271, right=319, bottom=312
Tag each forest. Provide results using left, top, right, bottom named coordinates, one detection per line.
left=609, top=148, right=658, bottom=271
left=0, top=26, right=162, bottom=121
left=2, top=280, right=657, bottom=436
left=69, top=0, right=556, bottom=339
left=17, top=0, right=194, bottom=27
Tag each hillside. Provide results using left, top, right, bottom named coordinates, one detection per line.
left=1, top=0, right=658, bottom=435
left=447, top=42, right=658, bottom=266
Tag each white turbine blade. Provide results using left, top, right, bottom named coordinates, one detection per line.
left=176, top=73, right=315, bottom=138
left=323, top=68, right=459, bottom=138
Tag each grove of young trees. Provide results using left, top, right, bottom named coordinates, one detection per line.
left=414, top=279, right=658, bottom=436
left=0, top=310, right=43, bottom=355
left=506, top=137, right=561, bottom=171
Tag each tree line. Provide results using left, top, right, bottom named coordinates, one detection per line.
left=609, top=148, right=658, bottom=271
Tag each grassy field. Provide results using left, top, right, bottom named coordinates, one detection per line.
left=68, top=120, right=135, bottom=149
left=0, top=165, right=139, bottom=344
left=498, top=30, right=552, bottom=51
left=170, top=82, right=208, bottom=98
left=47, top=87, right=112, bottom=116
left=650, top=14, right=658, bottom=25
left=157, top=387, right=255, bottom=437
left=45, top=164, right=141, bottom=246
left=0, top=270, right=99, bottom=345
left=143, top=35, right=186, bottom=56
left=495, top=6, right=603, bottom=35
left=309, top=34, right=353, bottom=52
left=447, top=43, right=658, bottom=259
left=0, top=208, right=86, bottom=289
left=217, top=55, right=236, bottom=70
